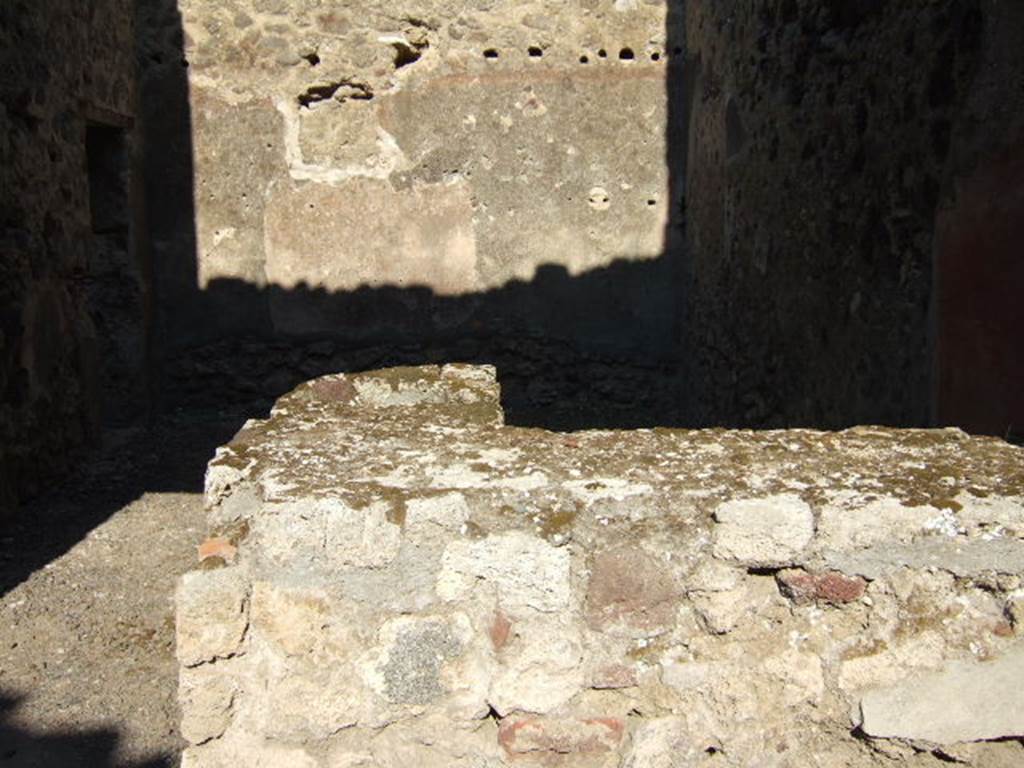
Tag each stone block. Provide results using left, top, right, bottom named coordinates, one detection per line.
left=250, top=581, right=328, bottom=656
left=325, top=499, right=403, bottom=569
left=859, top=643, right=1024, bottom=744
left=261, top=660, right=362, bottom=740
left=712, top=494, right=814, bottom=566
left=179, top=667, right=237, bottom=745
left=585, top=546, right=679, bottom=637
left=176, top=568, right=249, bottom=667
left=691, top=574, right=782, bottom=634
left=437, top=532, right=571, bottom=612
left=489, top=615, right=585, bottom=715
left=817, top=496, right=948, bottom=551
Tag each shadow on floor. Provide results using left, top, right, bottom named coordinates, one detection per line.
left=0, top=693, right=172, bottom=768
left=0, top=412, right=242, bottom=598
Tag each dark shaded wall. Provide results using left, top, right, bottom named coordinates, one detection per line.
left=143, top=0, right=1022, bottom=436
left=934, top=4, right=1024, bottom=440
left=4, top=0, right=1022, bottom=516
left=681, top=0, right=1022, bottom=431
left=0, top=0, right=146, bottom=513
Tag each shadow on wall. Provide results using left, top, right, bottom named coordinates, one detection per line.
left=145, top=0, right=1024, bottom=439
left=178, top=261, right=691, bottom=432
left=1, top=0, right=1019, bottom=521
left=6, top=0, right=1024, bottom=593
left=10, top=0, right=1011, bottom=578
left=0, top=0, right=689, bottom=582
left=1, top=3, right=1022, bottom=761
left=0, top=0, right=688, bottom=600
left=0, top=693, right=172, bottom=767
left=143, top=0, right=695, bottom=433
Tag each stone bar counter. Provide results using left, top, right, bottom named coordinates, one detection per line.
left=177, top=366, right=1024, bottom=767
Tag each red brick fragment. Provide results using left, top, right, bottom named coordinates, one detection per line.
left=198, top=537, right=238, bottom=564
left=590, top=664, right=638, bottom=690
left=777, top=570, right=866, bottom=605
left=585, top=546, right=679, bottom=634
left=992, top=620, right=1014, bottom=638
left=499, top=716, right=625, bottom=761
left=490, top=609, right=513, bottom=651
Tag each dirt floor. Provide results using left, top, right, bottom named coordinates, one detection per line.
left=0, top=410, right=247, bottom=768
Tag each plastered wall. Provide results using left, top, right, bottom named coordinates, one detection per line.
left=158, top=0, right=684, bottom=359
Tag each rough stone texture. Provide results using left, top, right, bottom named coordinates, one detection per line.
left=6, top=0, right=1024, bottom=517
left=178, top=365, right=1024, bottom=767
left=0, top=0, right=146, bottom=513
left=176, top=569, right=250, bottom=667
left=129, top=0, right=1024, bottom=438
left=682, top=0, right=1024, bottom=431
left=711, top=495, right=814, bottom=566
left=148, top=0, right=682, bottom=394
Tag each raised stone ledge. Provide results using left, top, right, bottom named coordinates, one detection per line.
left=178, top=365, right=1024, bottom=767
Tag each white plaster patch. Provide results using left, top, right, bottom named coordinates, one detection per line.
left=276, top=98, right=408, bottom=184
left=473, top=447, right=520, bottom=465
left=492, top=472, right=549, bottom=491
left=428, top=464, right=491, bottom=489
left=954, top=492, right=1024, bottom=537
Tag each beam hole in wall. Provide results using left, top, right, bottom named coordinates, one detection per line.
left=483, top=48, right=499, bottom=59
left=298, top=83, right=341, bottom=107
left=528, top=46, right=543, bottom=58
left=619, top=47, right=635, bottom=61
left=598, top=48, right=608, bottom=58
left=651, top=51, right=661, bottom=61
left=301, top=51, right=320, bottom=67
left=297, top=80, right=374, bottom=108
left=579, top=54, right=589, bottom=64
left=392, top=42, right=422, bottom=69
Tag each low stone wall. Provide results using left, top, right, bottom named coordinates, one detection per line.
left=162, top=335, right=682, bottom=430
left=177, top=365, right=1024, bottom=767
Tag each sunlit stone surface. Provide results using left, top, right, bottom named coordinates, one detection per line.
left=178, top=365, right=1024, bottom=767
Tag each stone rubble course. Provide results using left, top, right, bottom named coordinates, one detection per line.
left=178, top=365, right=1024, bottom=767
